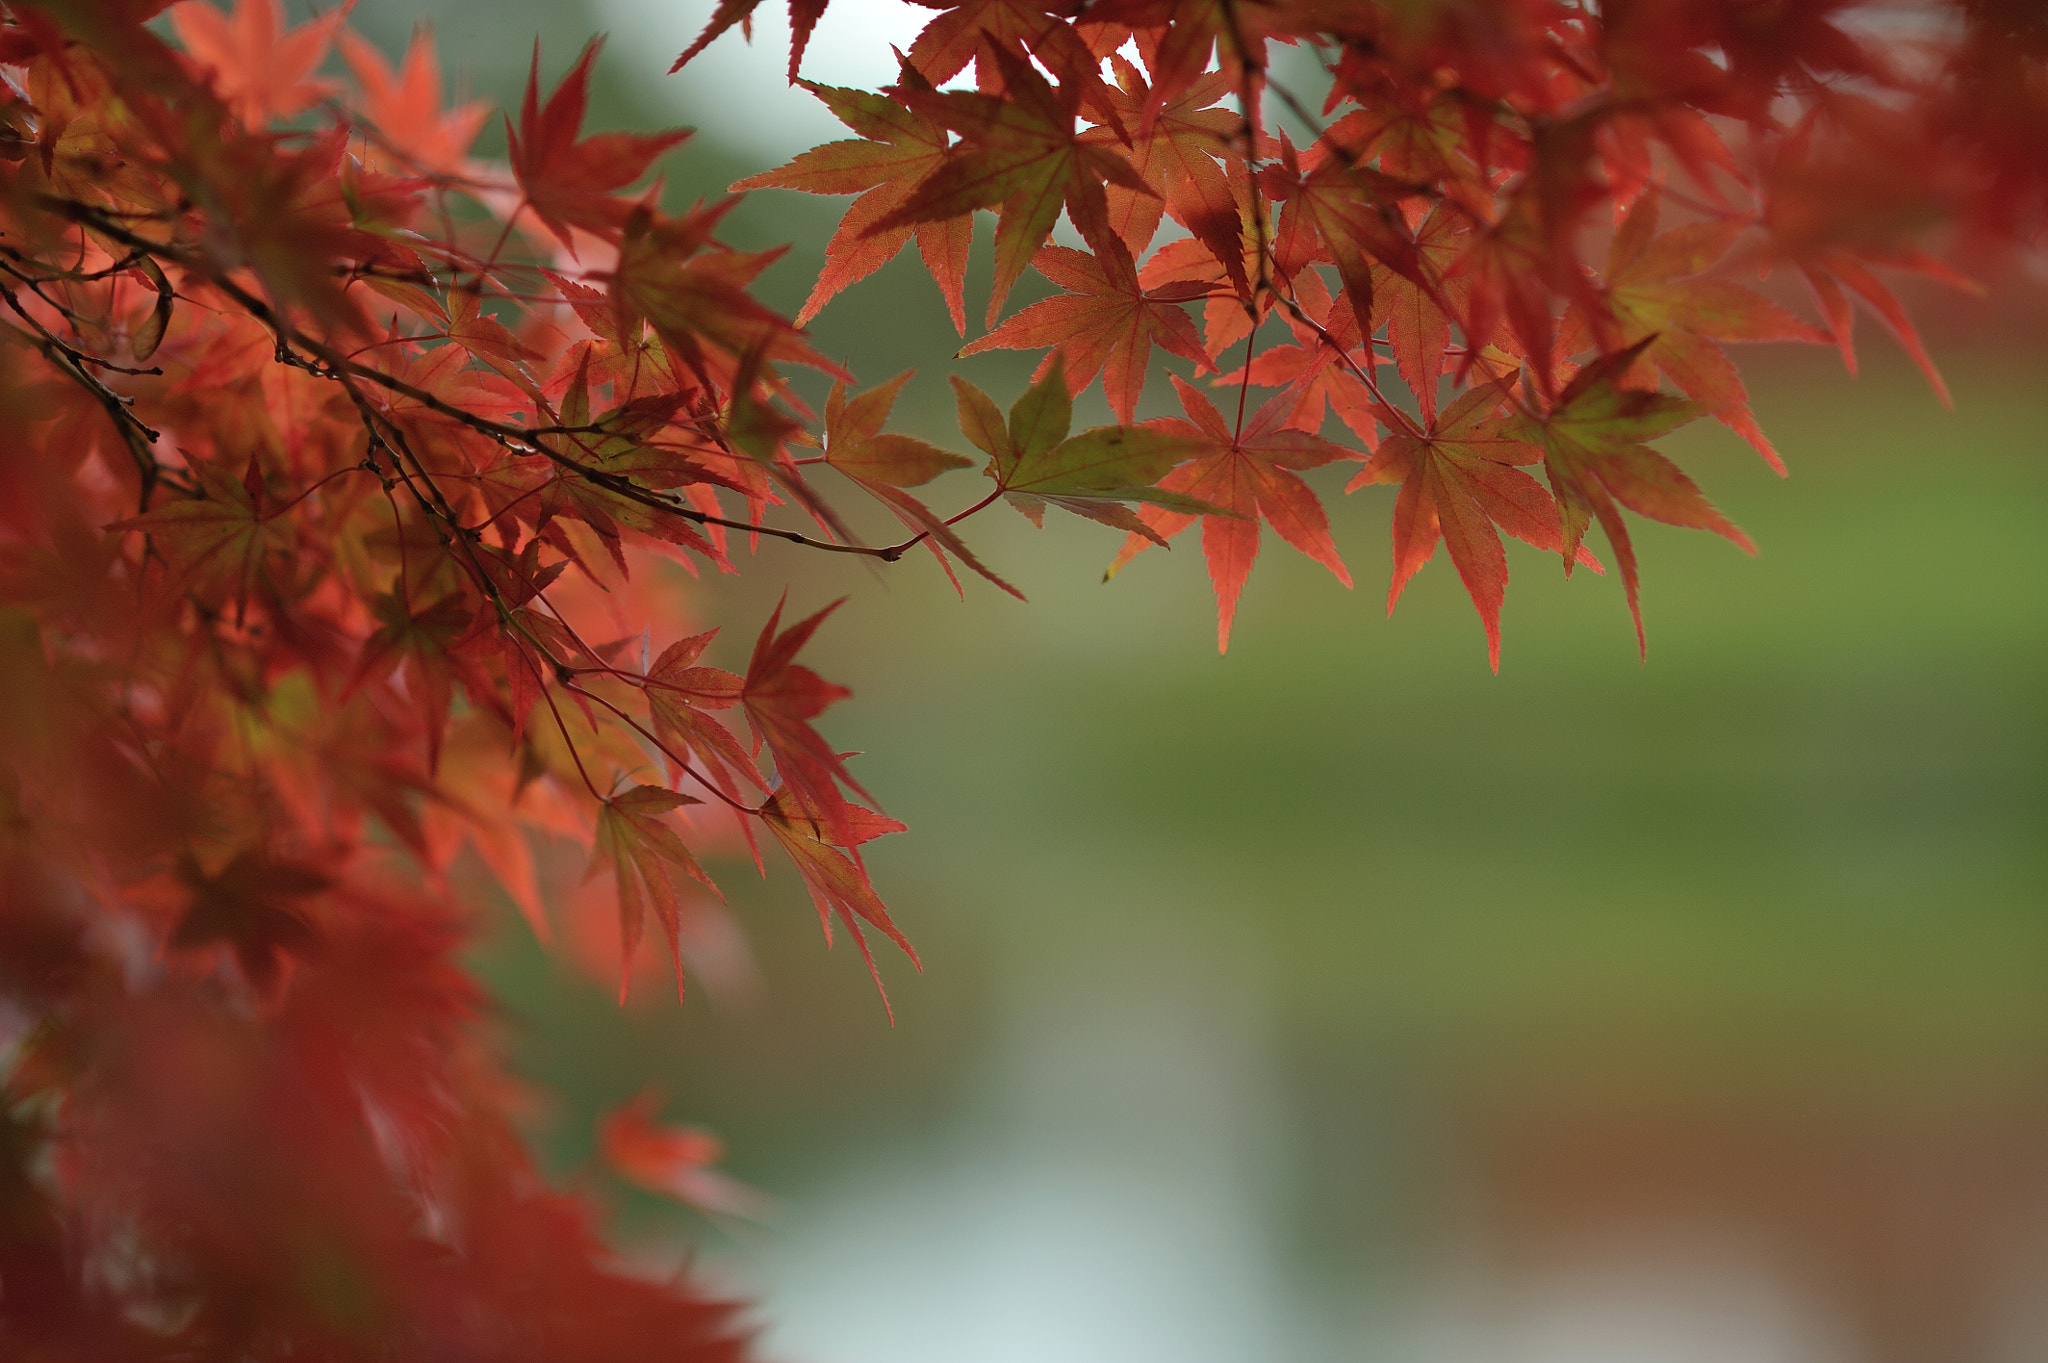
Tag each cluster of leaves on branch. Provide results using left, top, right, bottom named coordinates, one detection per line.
left=0, top=0, right=2038, bottom=1356
left=730, top=0, right=2041, bottom=658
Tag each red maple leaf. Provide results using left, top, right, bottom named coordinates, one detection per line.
left=589, top=784, right=720, bottom=1003
left=731, top=81, right=971, bottom=332
left=643, top=630, right=763, bottom=806
left=506, top=38, right=690, bottom=253
left=902, top=0, right=1108, bottom=88
left=880, top=45, right=1147, bottom=324
left=598, top=1091, right=765, bottom=1219
left=1797, top=246, right=1965, bottom=409
left=170, top=849, right=329, bottom=993
left=818, top=373, right=1020, bottom=599
left=670, top=0, right=830, bottom=82
left=959, top=244, right=1212, bottom=423
left=1267, top=116, right=1431, bottom=341
left=1082, top=56, right=1244, bottom=283
left=759, top=787, right=917, bottom=1019
left=1376, top=203, right=1467, bottom=423
left=109, top=454, right=295, bottom=617
left=1215, top=269, right=1380, bottom=445
left=170, top=0, right=351, bottom=129
left=741, top=597, right=870, bottom=849
left=607, top=202, right=838, bottom=389
left=1746, top=99, right=1975, bottom=408
left=1352, top=379, right=1601, bottom=671
left=350, top=590, right=476, bottom=772
left=1108, top=376, right=1354, bottom=652
left=1082, top=0, right=1270, bottom=111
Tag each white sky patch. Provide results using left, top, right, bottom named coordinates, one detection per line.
left=590, top=0, right=933, bottom=160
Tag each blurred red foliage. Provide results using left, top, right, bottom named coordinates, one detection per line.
left=0, top=0, right=2038, bottom=1354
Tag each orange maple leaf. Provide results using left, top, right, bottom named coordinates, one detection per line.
left=1083, top=56, right=1244, bottom=283
left=169, top=0, right=352, bottom=129
left=880, top=46, right=1146, bottom=325
left=590, top=784, right=720, bottom=1003
left=338, top=25, right=488, bottom=177
left=760, top=788, right=917, bottom=1020
left=598, top=1091, right=766, bottom=1219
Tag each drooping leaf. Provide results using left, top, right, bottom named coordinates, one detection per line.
left=643, top=630, right=762, bottom=804
left=1573, top=191, right=1827, bottom=473
left=590, top=783, right=719, bottom=1003
left=1508, top=343, right=1754, bottom=656
left=1107, top=376, right=1354, bottom=652
left=1351, top=379, right=1600, bottom=671
left=741, top=596, right=869, bottom=850
left=955, top=358, right=1215, bottom=540
left=1798, top=246, right=1964, bottom=410
left=760, top=789, right=916, bottom=1019
left=127, top=252, right=175, bottom=363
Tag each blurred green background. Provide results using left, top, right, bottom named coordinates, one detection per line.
left=339, top=3, right=2048, bottom=1359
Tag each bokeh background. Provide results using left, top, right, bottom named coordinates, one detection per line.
left=342, top=3, right=2048, bottom=1359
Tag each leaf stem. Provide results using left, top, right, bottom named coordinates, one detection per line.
left=563, top=680, right=758, bottom=815
left=1269, top=290, right=1427, bottom=440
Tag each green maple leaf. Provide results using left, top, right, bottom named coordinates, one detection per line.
left=1575, top=191, right=1828, bottom=473
left=1509, top=342, right=1754, bottom=657
left=951, top=357, right=1218, bottom=544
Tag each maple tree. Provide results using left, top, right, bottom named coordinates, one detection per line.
left=0, top=0, right=2039, bottom=1357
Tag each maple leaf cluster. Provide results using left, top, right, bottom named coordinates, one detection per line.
left=0, top=0, right=2035, bottom=1355
left=729, top=0, right=2036, bottom=658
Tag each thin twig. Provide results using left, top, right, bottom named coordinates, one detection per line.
left=1268, top=289, right=1427, bottom=439
left=563, top=679, right=759, bottom=815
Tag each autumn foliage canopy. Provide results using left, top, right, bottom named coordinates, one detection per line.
left=0, top=0, right=2039, bottom=1355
